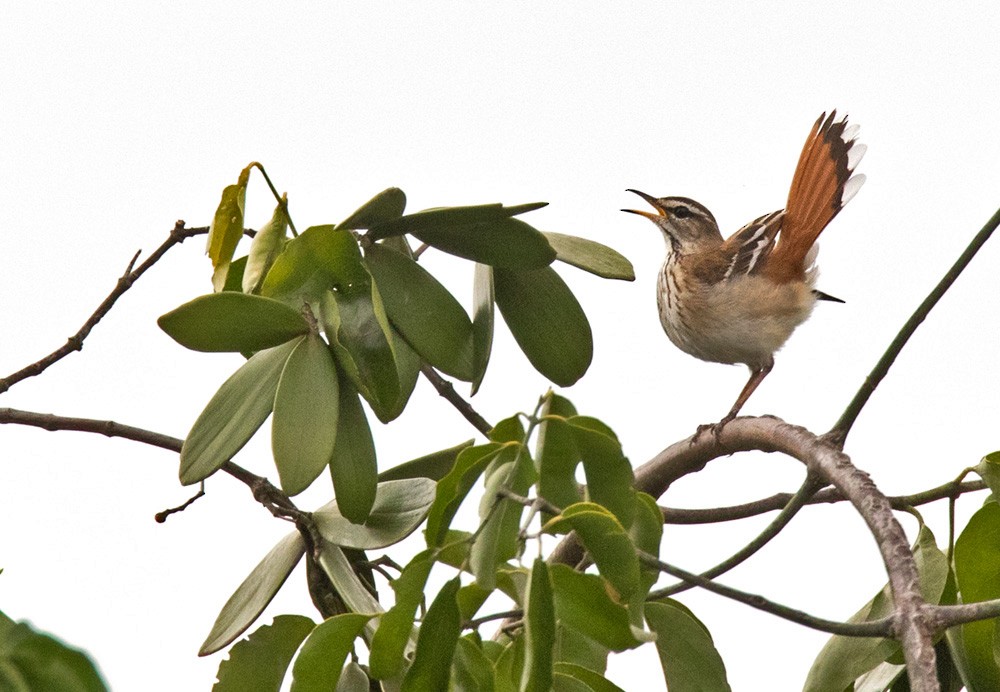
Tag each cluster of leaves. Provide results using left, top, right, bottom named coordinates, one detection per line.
left=0, top=606, right=107, bottom=691
left=202, top=393, right=730, bottom=691
left=804, top=453, right=1000, bottom=691
left=158, top=165, right=634, bottom=523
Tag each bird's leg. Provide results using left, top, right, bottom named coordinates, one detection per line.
left=695, top=362, right=774, bottom=442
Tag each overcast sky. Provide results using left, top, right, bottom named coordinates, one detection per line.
left=3, top=2, right=1000, bottom=690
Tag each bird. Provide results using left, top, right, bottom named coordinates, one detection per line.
left=623, top=111, right=866, bottom=437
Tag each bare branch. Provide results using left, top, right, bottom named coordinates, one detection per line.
left=419, top=364, right=493, bottom=436
left=828, top=205, right=1000, bottom=447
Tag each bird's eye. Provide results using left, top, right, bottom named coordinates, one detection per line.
left=671, top=205, right=691, bottom=218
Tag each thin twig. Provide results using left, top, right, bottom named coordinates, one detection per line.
left=0, top=222, right=207, bottom=395
left=155, top=484, right=206, bottom=523
left=828, top=205, right=1000, bottom=447
left=660, top=478, right=985, bottom=525
left=419, top=364, right=493, bottom=436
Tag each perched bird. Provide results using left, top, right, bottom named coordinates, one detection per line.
left=623, top=111, right=866, bottom=435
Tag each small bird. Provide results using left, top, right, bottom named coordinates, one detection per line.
left=623, top=111, right=866, bottom=435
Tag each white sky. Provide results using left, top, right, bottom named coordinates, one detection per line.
left=3, top=2, right=1000, bottom=690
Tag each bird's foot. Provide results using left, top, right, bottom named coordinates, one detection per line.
left=692, top=413, right=737, bottom=445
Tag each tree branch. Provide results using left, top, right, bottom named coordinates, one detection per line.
left=828, top=205, right=1000, bottom=447
left=419, top=364, right=493, bottom=436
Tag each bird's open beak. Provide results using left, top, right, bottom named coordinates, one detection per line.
left=621, top=189, right=666, bottom=219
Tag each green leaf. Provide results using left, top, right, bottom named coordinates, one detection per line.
left=213, top=615, right=315, bottom=692
left=329, top=376, right=378, bottom=524
left=548, top=565, right=646, bottom=652
left=645, top=600, right=731, bottom=692
left=402, top=577, right=462, bottom=692
left=200, top=532, right=306, bottom=655
left=471, top=445, right=535, bottom=590
left=568, top=416, right=637, bottom=528
left=158, top=293, right=309, bottom=353
left=336, top=662, right=370, bottom=691
left=494, top=266, right=593, bottom=387
left=554, top=626, right=610, bottom=676
left=553, top=663, right=625, bottom=692
left=0, top=612, right=108, bottom=692
left=290, top=613, right=373, bottom=692
left=543, top=232, right=635, bottom=281
left=338, top=188, right=407, bottom=230
left=208, top=176, right=248, bottom=292
left=471, top=263, right=495, bottom=395
left=272, top=334, right=340, bottom=496
left=365, top=243, right=474, bottom=380
left=387, top=326, right=421, bottom=418
left=369, top=549, right=436, bottom=679
left=180, top=337, right=301, bottom=485
left=243, top=200, right=290, bottom=293
left=425, top=442, right=506, bottom=547
left=629, top=493, right=665, bottom=627
left=544, top=503, right=641, bottom=601
left=452, top=636, right=496, bottom=692
left=804, top=524, right=950, bottom=691
left=314, top=543, right=385, bottom=624
left=952, top=501, right=1000, bottom=691
left=521, top=559, right=556, bottom=692
left=552, top=673, right=592, bottom=691
left=223, top=255, right=248, bottom=292
left=975, top=452, right=1000, bottom=498
left=313, top=478, right=437, bottom=549
left=319, top=284, right=400, bottom=422
left=536, top=394, right=582, bottom=520
left=378, top=439, right=474, bottom=482
left=412, top=217, right=556, bottom=268
left=369, top=202, right=548, bottom=239
left=260, top=225, right=368, bottom=304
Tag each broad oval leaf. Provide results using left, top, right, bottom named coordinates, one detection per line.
left=412, top=217, right=556, bottom=269
left=208, top=178, right=248, bottom=292
left=568, top=416, right=637, bottom=528
left=386, top=326, right=421, bottom=419
left=290, top=613, right=373, bottom=692
left=212, top=614, right=315, bottom=692
left=471, top=263, right=494, bottom=395
left=200, top=532, right=306, bottom=655
left=338, top=188, right=407, bottom=230
left=243, top=200, right=289, bottom=294
left=549, top=564, right=646, bottom=652
left=401, top=578, right=462, bottom=692
left=330, top=377, right=377, bottom=524
left=272, top=334, right=340, bottom=496
left=536, top=394, right=582, bottom=520
left=261, top=225, right=368, bottom=304
left=369, top=202, right=547, bottom=239
left=494, top=266, right=593, bottom=387
left=365, top=243, right=474, bottom=380
left=645, top=600, right=732, bottom=692
left=952, top=502, right=1000, bottom=692
left=319, top=285, right=400, bottom=423
left=313, top=478, right=437, bottom=549
left=158, top=293, right=309, bottom=353
left=543, top=232, right=635, bottom=281
left=180, top=338, right=302, bottom=485
left=369, top=549, right=436, bottom=680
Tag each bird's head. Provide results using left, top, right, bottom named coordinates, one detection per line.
left=622, top=190, right=722, bottom=252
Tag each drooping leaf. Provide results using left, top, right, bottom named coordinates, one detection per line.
left=543, top=503, right=641, bottom=601
left=207, top=173, right=249, bottom=292
left=319, top=284, right=400, bottom=422
left=338, top=188, right=407, bottom=230
left=0, top=612, right=108, bottom=692
left=213, top=615, right=315, bottom=692
left=629, top=493, right=665, bottom=627
left=451, top=636, right=495, bottom=692
left=313, top=543, right=385, bottom=642
left=272, top=334, right=340, bottom=496
left=329, top=376, right=378, bottom=524
left=200, top=532, right=306, bottom=655
left=645, top=600, right=731, bottom=692
left=290, top=613, right=373, bottom=692
left=471, top=263, right=494, bottom=395
left=378, top=439, right=474, bottom=483
left=952, top=501, right=1000, bottom=691
left=180, top=337, right=302, bottom=485
left=805, top=524, right=950, bottom=691
left=543, top=232, right=635, bottom=281
left=158, top=293, right=309, bottom=353
left=521, top=559, right=556, bottom=692
left=313, top=478, right=437, bottom=549
left=548, top=565, right=647, bottom=652
left=425, top=443, right=506, bottom=547
left=369, top=550, right=436, bottom=679
left=242, top=200, right=289, bottom=294
left=386, top=326, right=421, bottom=418
left=568, top=416, right=637, bottom=528
left=369, top=202, right=547, bottom=239
left=494, top=266, right=592, bottom=387
left=401, top=578, right=462, bottom=692
left=260, top=225, right=368, bottom=304
left=535, top=394, right=582, bottom=520
left=365, top=243, right=474, bottom=380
